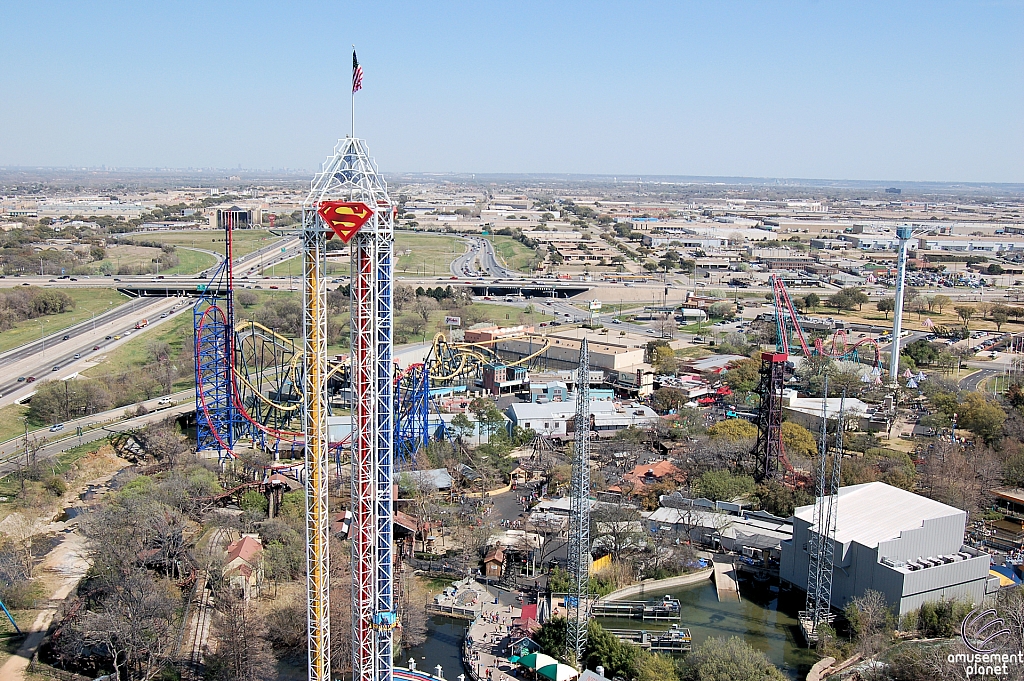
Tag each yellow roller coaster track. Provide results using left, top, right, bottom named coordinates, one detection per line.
left=429, top=332, right=552, bottom=382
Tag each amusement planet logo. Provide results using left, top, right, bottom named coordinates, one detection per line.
left=952, top=607, right=1020, bottom=677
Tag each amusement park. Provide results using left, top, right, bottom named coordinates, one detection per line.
left=5, top=18, right=1024, bottom=681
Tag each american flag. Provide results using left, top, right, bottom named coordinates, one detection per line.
left=352, top=50, right=363, bottom=93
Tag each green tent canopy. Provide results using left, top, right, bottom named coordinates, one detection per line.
left=537, top=663, right=580, bottom=681
left=518, top=653, right=558, bottom=670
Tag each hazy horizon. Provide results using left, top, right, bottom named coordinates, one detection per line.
left=2, top=1, right=1022, bottom=183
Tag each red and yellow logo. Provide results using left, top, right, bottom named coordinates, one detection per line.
left=317, top=201, right=373, bottom=243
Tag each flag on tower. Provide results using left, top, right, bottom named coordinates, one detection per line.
left=352, top=50, right=363, bottom=93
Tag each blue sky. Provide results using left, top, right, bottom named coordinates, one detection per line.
left=1, top=1, right=1021, bottom=182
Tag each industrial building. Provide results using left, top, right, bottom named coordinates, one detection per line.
left=780, top=482, right=993, bottom=616
left=505, top=399, right=658, bottom=440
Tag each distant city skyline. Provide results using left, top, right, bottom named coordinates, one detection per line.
left=1, top=1, right=1021, bottom=183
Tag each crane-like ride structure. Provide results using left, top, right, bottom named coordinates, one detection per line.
left=302, top=136, right=397, bottom=681
left=800, top=376, right=845, bottom=643
left=567, top=340, right=591, bottom=668
left=752, top=274, right=882, bottom=482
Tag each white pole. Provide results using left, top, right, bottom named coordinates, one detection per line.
left=888, top=226, right=913, bottom=383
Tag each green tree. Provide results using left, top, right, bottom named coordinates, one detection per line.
left=679, top=636, right=786, bottom=681
left=706, top=419, right=757, bottom=441
left=876, top=297, right=895, bottom=319
left=694, top=470, right=756, bottom=501
left=651, top=345, right=677, bottom=374
left=781, top=422, right=817, bottom=461
left=803, top=292, right=820, bottom=310
left=651, top=387, right=687, bottom=413
left=992, top=304, right=1010, bottom=332
left=239, top=490, right=268, bottom=515
left=957, top=392, right=1006, bottom=444
left=723, top=358, right=760, bottom=393
left=955, top=305, right=976, bottom=328
left=451, top=413, right=474, bottom=440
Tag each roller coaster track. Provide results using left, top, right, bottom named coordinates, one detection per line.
left=199, top=318, right=551, bottom=450
left=770, top=274, right=882, bottom=368
left=429, top=332, right=553, bottom=382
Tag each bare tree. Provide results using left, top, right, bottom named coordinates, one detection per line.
left=63, top=569, right=179, bottom=680
left=205, top=588, right=276, bottom=681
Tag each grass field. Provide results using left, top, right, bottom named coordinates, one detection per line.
left=395, top=233, right=462, bottom=275
left=91, top=244, right=217, bottom=276
left=162, top=247, right=217, bottom=274
left=489, top=236, right=539, bottom=272
left=82, top=312, right=195, bottom=391
left=120, top=229, right=278, bottom=259
left=0, top=404, right=29, bottom=443
left=265, top=233, right=464, bottom=278
left=0, top=288, right=130, bottom=355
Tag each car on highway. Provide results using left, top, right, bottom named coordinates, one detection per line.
left=63, top=335, right=70, bottom=340
left=26, top=376, right=36, bottom=383
left=49, top=279, right=57, bottom=282
left=105, top=335, right=112, bottom=340
left=49, top=424, right=64, bottom=432
left=158, top=397, right=172, bottom=405
left=114, top=335, right=121, bottom=340
left=611, top=319, right=620, bottom=324
left=21, top=282, right=29, bottom=286
left=269, top=285, right=279, bottom=289
left=52, top=365, right=59, bottom=371
left=74, top=353, right=81, bottom=359
left=160, top=313, right=167, bottom=318
left=17, top=377, right=25, bottom=382
left=93, top=345, right=100, bottom=350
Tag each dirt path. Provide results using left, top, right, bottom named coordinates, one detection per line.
left=0, top=532, right=90, bottom=681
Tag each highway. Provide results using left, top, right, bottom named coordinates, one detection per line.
left=450, top=236, right=520, bottom=278
left=0, top=298, right=191, bottom=409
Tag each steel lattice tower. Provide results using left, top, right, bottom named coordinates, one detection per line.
left=567, top=340, right=591, bottom=668
left=803, top=381, right=844, bottom=636
left=194, top=212, right=238, bottom=458
left=302, top=136, right=396, bottom=681
left=751, top=351, right=787, bottom=482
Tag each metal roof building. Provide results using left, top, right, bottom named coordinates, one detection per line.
left=780, top=482, right=994, bottom=616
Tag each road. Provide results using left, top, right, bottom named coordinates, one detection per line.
left=450, top=236, right=520, bottom=279
left=0, top=299, right=191, bottom=409
left=0, top=392, right=196, bottom=474
left=0, top=294, right=171, bottom=373
left=959, top=367, right=999, bottom=391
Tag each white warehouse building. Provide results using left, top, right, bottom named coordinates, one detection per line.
left=780, top=482, right=994, bottom=617
left=505, top=399, right=658, bottom=441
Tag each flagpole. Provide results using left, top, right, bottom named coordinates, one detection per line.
left=351, top=45, right=355, bottom=138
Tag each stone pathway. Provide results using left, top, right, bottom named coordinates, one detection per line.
left=463, top=594, right=523, bottom=681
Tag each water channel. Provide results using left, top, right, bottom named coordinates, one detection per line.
left=406, top=575, right=819, bottom=681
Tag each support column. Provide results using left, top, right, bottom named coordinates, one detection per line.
left=303, top=226, right=331, bottom=681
